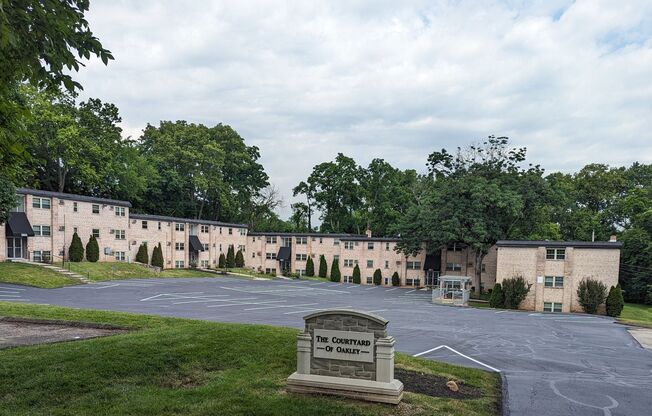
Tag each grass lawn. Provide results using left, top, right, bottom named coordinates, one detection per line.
left=468, top=300, right=492, bottom=309
left=619, top=303, right=652, bottom=328
left=0, top=262, right=82, bottom=288
left=62, top=261, right=220, bottom=281
left=227, top=267, right=273, bottom=279
left=0, top=302, right=501, bottom=416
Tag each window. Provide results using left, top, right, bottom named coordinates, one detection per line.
left=200, top=225, right=209, bottom=233
left=543, top=302, right=562, bottom=313
left=266, top=236, right=277, bottom=244
left=481, top=263, right=486, bottom=272
left=334, top=239, right=340, bottom=246
left=252, top=252, right=256, bottom=258
left=344, top=241, right=354, bottom=250
left=32, top=197, right=51, bottom=209
left=296, top=237, right=307, bottom=245
left=266, top=252, right=277, bottom=260
left=175, top=260, right=185, bottom=269
left=200, top=260, right=209, bottom=268
left=158, top=222, right=162, bottom=230
left=446, top=263, right=462, bottom=271
left=238, top=245, right=246, bottom=252
left=386, top=242, right=390, bottom=251
left=239, top=228, right=247, bottom=236
left=296, top=254, right=307, bottom=261
left=115, top=230, right=126, bottom=240
left=142, top=221, right=148, bottom=229
left=319, top=237, right=323, bottom=244
left=175, top=223, right=185, bottom=232
left=92, top=204, right=100, bottom=214
left=447, top=243, right=463, bottom=252
left=228, top=228, right=233, bottom=235
left=344, top=259, right=354, bottom=268
left=92, top=229, right=100, bottom=238
left=202, top=243, right=209, bottom=251
left=407, top=261, right=421, bottom=270
left=115, top=206, right=125, bottom=217
left=544, top=276, right=564, bottom=288
left=296, top=269, right=306, bottom=276
left=115, top=251, right=126, bottom=261
left=265, top=268, right=277, bottom=275
left=281, top=237, right=292, bottom=247
left=33, top=225, right=51, bottom=236
left=367, top=242, right=374, bottom=250
left=73, top=202, right=78, bottom=212
left=385, top=260, right=389, bottom=269
left=546, top=248, right=566, bottom=260
left=33, top=250, right=51, bottom=263
left=333, top=255, right=339, bottom=262
left=175, top=242, right=185, bottom=251
left=366, top=277, right=373, bottom=284
left=367, top=260, right=373, bottom=268
left=343, top=276, right=353, bottom=283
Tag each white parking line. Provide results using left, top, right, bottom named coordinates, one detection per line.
left=0, top=290, right=21, bottom=294
left=413, top=345, right=500, bottom=373
left=174, top=297, right=258, bottom=305
left=385, top=288, right=398, bottom=292
left=206, top=299, right=285, bottom=308
left=0, top=294, right=21, bottom=297
left=171, top=296, right=234, bottom=304
left=245, top=302, right=317, bottom=311
left=405, top=289, right=416, bottom=294
left=495, top=311, right=508, bottom=314
left=283, top=305, right=353, bottom=315
left=140, top=292, right=207, bottom=301
left=0, top=286, right=25, bottom=291
left=365, top=286, right=377, bottom=290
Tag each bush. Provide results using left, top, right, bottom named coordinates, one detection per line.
left=68, top=232, right=84, bottom=262
left=218, top=253, right=226, bottom=269
left=135, top=243, right=148, bottom=264
left=606, top=285, right=625, bottom=317
left=330, top=258, right=341, bottom=282
left=489, top=283, right=504, bottom=308
left=646, top=285, right=652, bottom=305
left=318, top=255, right=327, bottom=278
left=352, top=264, right=361, bottom=284
left=391, top=271, right=400, bottom=286
left=373, top=269, right=382, bottom=285
left=85, top=235, right=99, bottom=262
left=577, top=278, right=608, bottom=314
left=151, top=243, right=164, bottom=269
left=305, top=256, right=315, bottom=277
left=501, top=276, right=531, bottom=309
left=235, top=250, right=244, bottom=267
left=226, top=246, right=235, bottom=268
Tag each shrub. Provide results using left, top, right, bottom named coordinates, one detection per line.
left=151, top=243, right=164, bottom=269
left=352, top=264, right=361, bottom=284
left=373, top=269, right=382, bottom=286
left=68, top=232, right=84, bottom=262
left=501, top=276, right=531, bottom=309
left=391, top=271, right=400, bottom=286
left=235, top=250, right=244, bottom=267
left=330, top=258, right=341, bottom=282
left=305, top=256, right=315, bottom=277
left=135, top=243, right=148, bottom=264
left=645, top=285, right=652, bottom=306
left=577, top=278, right=608, bottom=314
left=489, top=283, right=504, bottom=308
left=218, top=253, right=226, bottom=268
left=606, top=285, right=625, bottom=317
left=318, top=255, right=327, bottom=278
left=226, top=246, right=235, bottom=268
left=85, top=235, right=99, bottom=262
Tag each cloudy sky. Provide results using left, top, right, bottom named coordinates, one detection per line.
left=75, top=0, right=652, bottom=218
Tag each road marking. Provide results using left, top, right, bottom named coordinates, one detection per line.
left=170, top=296, right=235, bottom=304
left=245, top=302, right=317, bottom=311
left=365, top=286, right=377, bottom=290
left=405, top=289, right=417, bottom=294
left=0, top=294, right=21, bottom=297
left=385, top=288, right=398, bottom=292
left=94, top=284, right=121, bottom=289
left=173, top=296, right=258, bottom=305
left=206, top=299, right=285, bottom=308
left=283, top=305, right=353, bottom=315
left=0, top=286, right=25, bottom=291
left=140, top=292, right=207, bottom=301
left=412, top=345, right=500, bottom=373
left=495, top=311, right=508, bottom=314
left=0, top=290, right=21, bottom=294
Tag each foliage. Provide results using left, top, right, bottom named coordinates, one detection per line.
left=391, top=271, right=400, bottom=286
left=218, top=253, right=226, bottom=269
left=646, top=285, right=652, bottom=306
left=305, top=256, right=314, bottom=277
left=352, top=264, right=361, bottom=284
left=85, top=235, right=99, bottom=263
left=373, top=269, right=382, bottom=286
left=68, top=232, right=84, bottom=262
left=135, top=243, right=149, bottom=264
left=235, top=250, right=245, bottom=268
left=0, top=176, right=17, bottom=225
left=318, top=255, right=327, bottom=278
left=488, top=283, right=504, bottom=308
left=606, top=285, right=625, bottom=317
left=151, top=243, right=164, bottom=269
left=577, top=278, right=608, bottom=314
left=330, top=258, right=341, bottom=282
left=226, top=246, right=235, bottom=269
left=501, top=276, right=531, bottom=309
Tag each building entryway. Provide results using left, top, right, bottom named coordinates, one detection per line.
left=7, top=237, right=25, bottom=259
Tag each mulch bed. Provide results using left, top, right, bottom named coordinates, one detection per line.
left=395, top=368, right=482, bottom=399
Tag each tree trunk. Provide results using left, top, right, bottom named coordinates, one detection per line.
left=474, top=250, right=486, bottom=294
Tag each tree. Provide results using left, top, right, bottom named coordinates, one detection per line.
left=235, top=250, right=244, bottom=268
left=135, top=243, right=148, bottom=264
left=226, top=246, right=235, bottom=268
left=489, top=283, right=504, bottom=308
left=577, top=278, right=608, bottom=314
left=289, top=202, right=311, bottom=232
left=305, top=256, right=315, bottom=277
left=0, top=177, right=17, bottom=225
left=68, top=232, right=84, bottom=262
left=606, top=285, right=624, bottom=317
left=85, top=235, right=99, bottom=262
left=292, top=180, right=315, bottom=231
left=151, top=243, right=164, bottom=269
left=501, top=276, right=531, bottom=309
left=352, top=264, right=361, bottom=284
left=330, top=258, right=341, bottom=282
left=373, top=269, right=382, bottom=285
left=391, top=271, right=400, bottom=286
left=218, top=253, right=226, bottom=269
left=318, top=255, right=327, bottom=278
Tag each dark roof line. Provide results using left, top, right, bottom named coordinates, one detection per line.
left=130, top=213, right=247, bottom=228
left=496, top=240, right=622, bottom=249
left=248, top=232, right=361, bottom=238
left=339, top=236, right=402, bottom=242
left=17, top=188, right=132, bottom=207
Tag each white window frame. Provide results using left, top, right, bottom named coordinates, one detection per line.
left=175, top=223, right=185, bottom=232
left=546, top=248, right=566, bottom=260
left=115, top=230, right=126, bottom=240
left=32, top=197, right=51, bottom=209
left=175, top=242, right=185, bottom=251
left=115, top=206, right=126, bottom=217
left=543, top=302, right=562, bottom=313
left=92, top=204, right=100, bottom=214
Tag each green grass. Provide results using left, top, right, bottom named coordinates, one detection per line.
left=468, top=300, right=492, bottom=309
left=62, top=261, right=219, bottom=281
left=227, top=267, right=273, bottom=279
left=0, top=302, right=500, bottom=416
left=0, top=262, right=82, bottom=288
left=618, top=303, right=652, bottom=328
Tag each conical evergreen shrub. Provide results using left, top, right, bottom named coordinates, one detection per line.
left=218, top=253, right=226, bottom=268
left=391, top=271, right=400, bottom=286
left=352, top=264, right=361, bottom=284
left=235, top=250, right=244, bottom=267
left=85, top=235, right=99, bottom=262
left=489, top=283, right=504, bottom=308
left=330, top=258, right=341, bottom=282
left=318, top=255, right=327, bottom=278
left=68, top=232, right=84, bottom=262
left=226, top=246, right=235, bottom=268
left=373, top=269, right=382, bottom=285
left=606, top=285, right=624, bottom=317
left=151, top=243, right=164, bottom=269
left=305, top=256, right=315, bottom=277
left=135, top=243, right=148, bottom=264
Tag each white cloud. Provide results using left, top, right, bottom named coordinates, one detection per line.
left=74, top=0, right=652, bottom=218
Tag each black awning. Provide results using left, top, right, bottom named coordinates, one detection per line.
left=188, top=235, right=204, bottom=252
left=424, top=252, right=441, bottom=270
left=5, top=212, right=34, bottom=237
left=277, top=246, right=292, bottom=262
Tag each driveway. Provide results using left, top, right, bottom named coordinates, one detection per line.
left=1, top=277, right=650, bottom=416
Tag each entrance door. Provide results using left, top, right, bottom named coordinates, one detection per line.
left=425, top=270, right=440, bottom=287
left=7, top=237, right=23, bottom=259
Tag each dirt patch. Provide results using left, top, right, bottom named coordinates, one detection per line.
left=0, top=317, right=127, bottom=349
left=395, top=368, right=482, bottom=399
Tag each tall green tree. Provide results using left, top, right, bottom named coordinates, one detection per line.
left=305, top=256, right=315, bottom=277
left=373, top=269, right=382, bottom=286
left=0, top=177, right=17, bottom=225
left=226, top=246, right=235, bottom=268
left=68, top=232, right=83, bottom=262
left=151, top=243, right=164, bottom=269
left=85, top=235, right=99, bottom=262
left=218, top=253, right=226, bottom=269
left=135, top=243, right=148, bottom=264
left=330, top=258, right=341, bottom=282
left=235, top=250, right=244, bottom=268
left=352, top=264, right=361, bottom=284
left=318, top=255, right=327, bottom=278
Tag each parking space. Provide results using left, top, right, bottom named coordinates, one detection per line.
left=1, top=276, right=651, bottom=416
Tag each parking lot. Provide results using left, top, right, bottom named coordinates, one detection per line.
left=3, top=276, right=652, bottom=416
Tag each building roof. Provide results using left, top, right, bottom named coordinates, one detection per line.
left=17, top=188, right=132, bottom=207
left=248, top=232, right=360, bottom=238
left=496, top=240, right=622, bottom=249
left=339, top=236, right=401, bottom=242
left=188, top=235, right=204, bottom=252
left=130, top=213, right=247, bottom=228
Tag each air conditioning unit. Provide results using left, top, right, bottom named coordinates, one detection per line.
left=167, top=260, right=171, bottom=264
left=109, top=206, right=114, bottom=210
left=213, top=243, right=216, bottom=247
left=167, top=242, right=171, bottom=246
left=59, top=226, right=65, bottom=231
left=257, top=251, right=262, bottom=256
left=110, top=229, right=115, bottom=234
left=311, top=237, right=316, bottom=241
left=59, top=200, right=64, bottom=205
left=132, top=219, right=137, bottom=224
left=396, top=261, right=402, bottom=265
left=131, top=240, right=136, bottom=245
left=104, top=247, right=113, bottom=255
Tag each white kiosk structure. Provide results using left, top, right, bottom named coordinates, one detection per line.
left=432, top=275, right=472, bottom=306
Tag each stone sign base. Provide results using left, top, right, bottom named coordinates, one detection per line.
left=287, top=372, right=403, bottom=404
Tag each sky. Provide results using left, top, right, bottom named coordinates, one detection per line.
left=75, top=0, right=652, bottom=219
